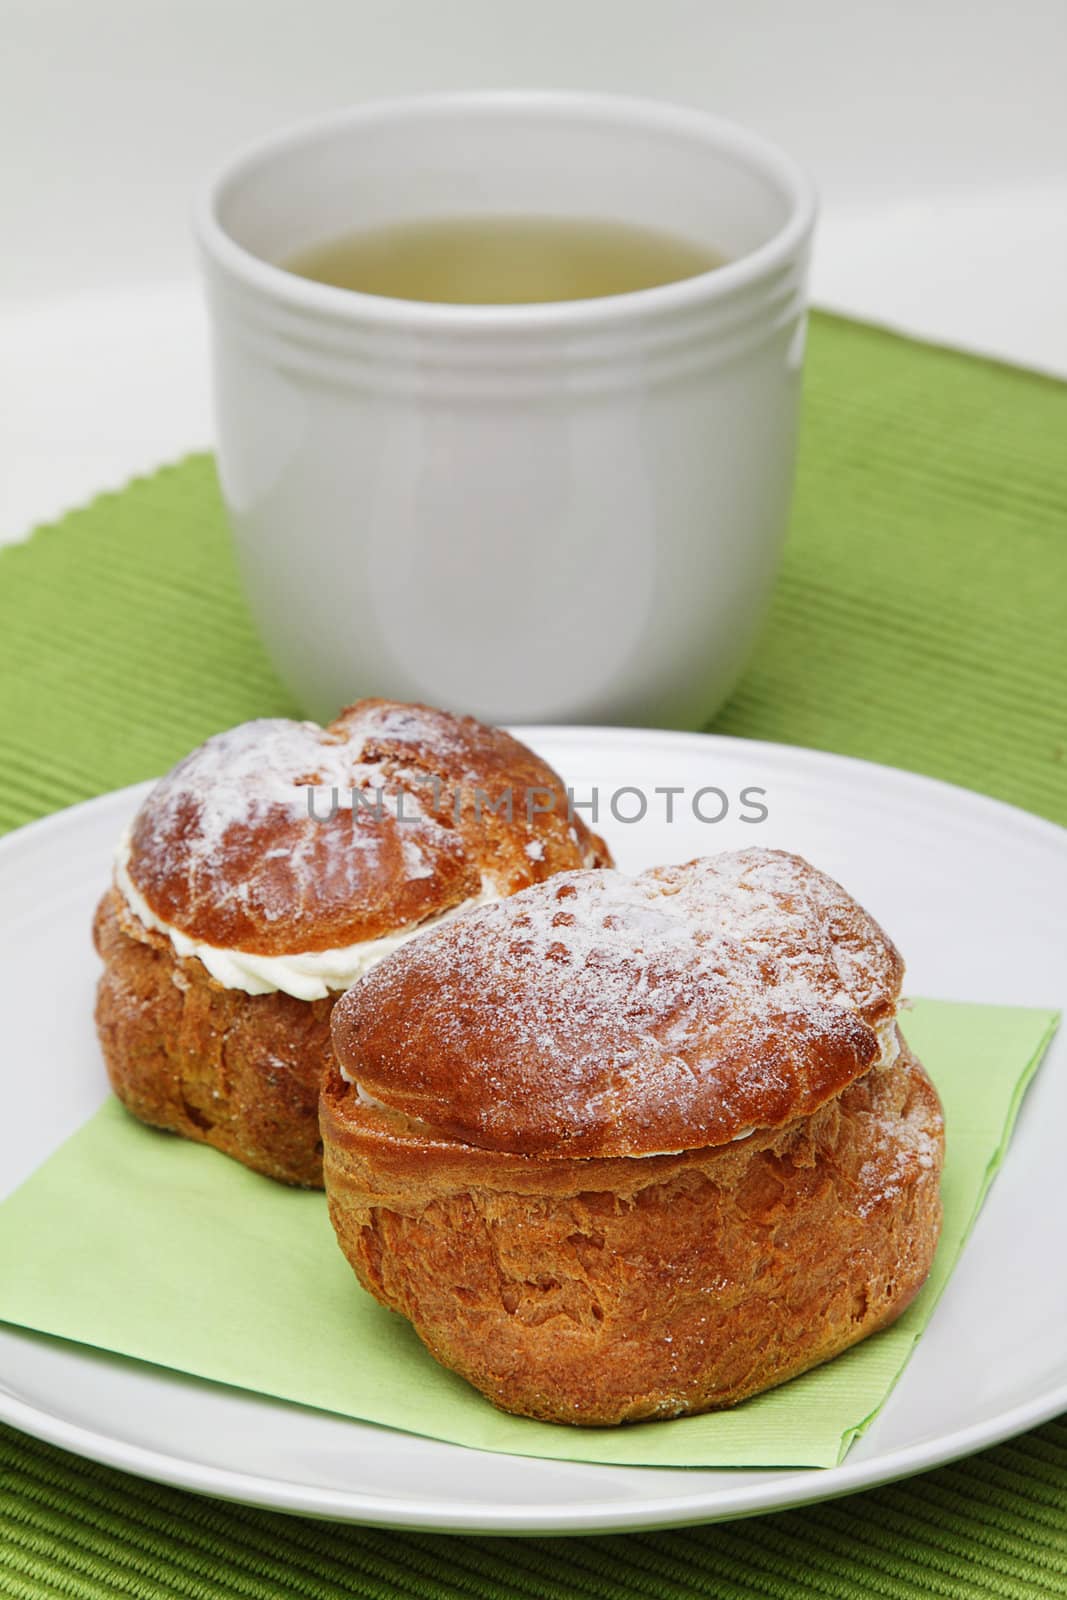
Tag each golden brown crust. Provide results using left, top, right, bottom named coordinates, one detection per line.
left=97, top=701, right=612, bottom=1185
left=330, top=849, right=905, bottom=1158
left=321, top=1042, right=944, bottom=1423
left=126, top=698, right=611, bottom=956
left=94, top=890, right=332, bottom=1186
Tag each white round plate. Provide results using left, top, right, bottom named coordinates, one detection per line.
left=1, top=729, right=1064, bottom=1534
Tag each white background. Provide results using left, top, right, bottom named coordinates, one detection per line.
left=3, top=0, right=1066, bottom=541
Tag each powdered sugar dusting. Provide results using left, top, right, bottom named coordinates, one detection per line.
left=445, top=852, right=891, bottom=1037
left=132, top=717, right=389, bottom=870
left=334, top=700, right=501, bottom=782
left=119, top=702, right=606, bottom=963
left=402, top=837, right=435, bottom=881
left=124, top=714, right=473, bottom=953
left=341, top=849, right=904, bottom=1156
left=855, top=1096, right=942, bottom=1215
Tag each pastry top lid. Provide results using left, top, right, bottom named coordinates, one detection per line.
left=331, top=848, right=904, bottom=1157
left=122, top=699, right=610, bottom=955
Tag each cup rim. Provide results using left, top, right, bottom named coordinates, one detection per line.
left=194, top=89, right=817, bottom=333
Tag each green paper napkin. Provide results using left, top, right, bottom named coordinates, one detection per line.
left=0, top=999, right=1056, bottom=1470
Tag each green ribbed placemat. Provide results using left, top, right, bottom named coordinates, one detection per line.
left=2, top=311, right=1066, bottom=1595
left=2, top=317, right=1066, bottom=833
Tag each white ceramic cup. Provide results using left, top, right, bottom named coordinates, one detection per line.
left=196, top=92, right=815, bottom=727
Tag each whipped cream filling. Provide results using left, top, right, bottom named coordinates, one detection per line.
left=114, top=827, right=499, bottom=1002
left=344, top=1003, right=903, bottom=1155
left=874, top=1012, right=902, bottom=1070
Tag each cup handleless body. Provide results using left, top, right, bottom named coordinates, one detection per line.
left=197, top=93, right=815, bottom=726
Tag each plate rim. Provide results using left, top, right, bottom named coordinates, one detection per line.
left=1, top=723, right=1063, bottom=866
left=1, top=726, right=1064, bottom=1533
left=3, top=1376, right=1066, bottom=1535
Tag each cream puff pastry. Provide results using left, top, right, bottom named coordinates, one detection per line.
left=94, top=698, right=611, bottom=1186
left=323, top=848, right=944, bottom=1423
